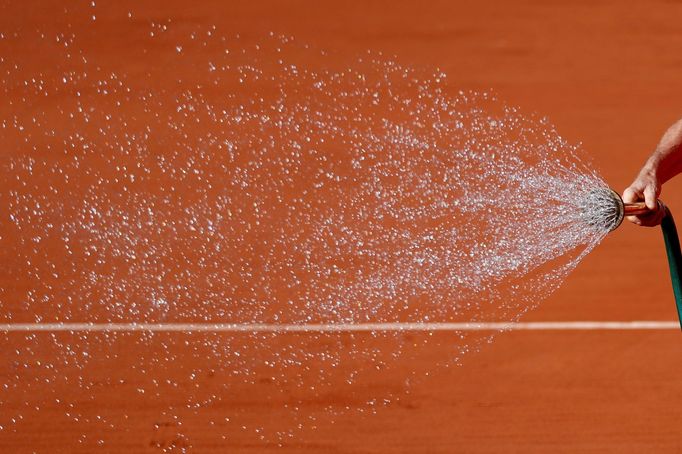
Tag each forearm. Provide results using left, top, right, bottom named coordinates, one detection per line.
left=642, top=118, right=682, bottom=184
left=622, top=118, right=682, bottom=226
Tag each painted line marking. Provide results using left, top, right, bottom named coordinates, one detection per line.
left=0, top=321, right=678, bottom=332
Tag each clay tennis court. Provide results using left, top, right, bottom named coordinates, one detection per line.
left=1, top=0, right=682, bottom=452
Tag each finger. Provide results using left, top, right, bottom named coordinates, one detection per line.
left=622, top=187, right=642, bottom=203
left=625, top=215, right=642, bottom=225
left=640, top=215, right=662, bottom=227
left=635, top=205, right=665, bottom=227
left=652, top=206, right=667, bottom=225
left=643, top=185, right=658, bottom=210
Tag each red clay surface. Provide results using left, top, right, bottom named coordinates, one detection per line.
left=2, top=0, right=682, bottom=452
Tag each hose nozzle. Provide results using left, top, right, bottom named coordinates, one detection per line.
left=584, top=188, right=658, bottom=232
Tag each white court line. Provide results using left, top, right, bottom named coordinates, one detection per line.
left=0, top=321, right=678, bottom=332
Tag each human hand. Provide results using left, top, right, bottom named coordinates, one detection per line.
left=622, top=166, right=665, bottom=227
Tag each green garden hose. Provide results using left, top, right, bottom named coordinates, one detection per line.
left=660, top=206, right=682, bottom=330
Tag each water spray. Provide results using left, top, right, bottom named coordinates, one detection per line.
left=590, top=188, right=682, bottom=329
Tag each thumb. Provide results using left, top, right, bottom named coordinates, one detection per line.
left=622, top=187, right=641, bottom=204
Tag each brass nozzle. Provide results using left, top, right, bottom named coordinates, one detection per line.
left=623, top=201, right=650, bottom=216
left=583, top=188, right=657, bottom=232
left=603, top=188, right=656, bottom=231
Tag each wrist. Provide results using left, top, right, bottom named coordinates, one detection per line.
left=642, top=156, right=662, bottom=182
